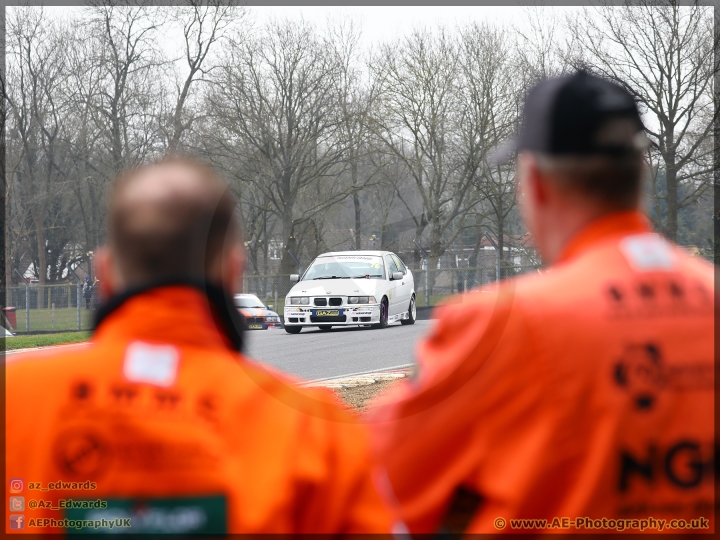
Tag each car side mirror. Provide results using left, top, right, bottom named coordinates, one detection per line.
left=267, top=304, right=273, bottom=310
left=290, top=274, right=299, bottom=282
left=392, top=272, right=403, bottom=281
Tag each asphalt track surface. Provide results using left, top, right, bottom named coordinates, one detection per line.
left=4, top=320, right=432, bottom=382
left=244, top=320, right=433, bottom=381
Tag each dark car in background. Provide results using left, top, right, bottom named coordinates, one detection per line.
left=234, top=294, right=282, bottom=330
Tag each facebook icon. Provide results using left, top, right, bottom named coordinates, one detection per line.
left=10, top=514, right=24, bottom=530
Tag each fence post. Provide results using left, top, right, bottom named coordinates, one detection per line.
left=25, top=281, right=30, bottom=332
left=52, top=302, right=55, bottom=329
left=424, top=266, right=430, bottom=308
left=274, top=277, right=278, bottom=311
left=77, top=281, right=82, bottom=331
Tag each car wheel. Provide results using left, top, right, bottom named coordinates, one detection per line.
left=285, top=326, right=302, bottom=334
left=372, top=298, right=389, bottom=329
left=401, top=295, right=416, bottom=325
left=318, top=326, right=332, bottom=331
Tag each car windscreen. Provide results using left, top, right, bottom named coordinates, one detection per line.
left=234, top=296, right=266, bottom=308
left=302, top=256, right=386, bottom=280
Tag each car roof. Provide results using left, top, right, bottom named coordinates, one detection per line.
left=316, top=250, right=393, bottom=257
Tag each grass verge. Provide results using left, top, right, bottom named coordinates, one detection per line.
left=3, top=331, right=91, bottom=351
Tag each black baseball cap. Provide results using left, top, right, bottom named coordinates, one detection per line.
left=494, top=71, right=649, bottom=163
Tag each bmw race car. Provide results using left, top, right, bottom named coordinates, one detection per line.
left=283, top=251, right=416, bottom=334
left=234, top=294, right=282, bottom=330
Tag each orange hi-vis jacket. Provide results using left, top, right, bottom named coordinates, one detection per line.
left=6, top=286, right=391, bottom=535
left=369, top=211, right=714, bottom=534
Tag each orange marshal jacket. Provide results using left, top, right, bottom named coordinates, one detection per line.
left=6, top=286, right=391, bottom=535
left=369, top=211, right=714, bottom=534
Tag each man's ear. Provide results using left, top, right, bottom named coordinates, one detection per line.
left=526, top=156, right=550, bottom=207
left=222, top=243, right=245, bottom=295
left=94, top=247, right=120, bottom=297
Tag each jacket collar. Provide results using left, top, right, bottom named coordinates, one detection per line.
left=93, top=280, right=244, bottom=352
left=555, top=210, right=653, bottom=265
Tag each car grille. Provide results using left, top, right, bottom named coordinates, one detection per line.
left=310, top=315, right=347, bottom=323
left=313, top=297, right=343, bottom=306
left=244, top=317, right=263, bottom=325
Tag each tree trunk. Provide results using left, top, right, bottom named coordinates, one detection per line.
left=497, top=213, right=504, bottom=280
left=353, top=192, right=361, bottom=250
left=4, top=183, right=11, bottom=289
left=664, top=138, right=678, bottom=241
left=279, top=209, right=297, bottom=276
left=351, top=158, right=361, bottom=249
left=468, top=214, right=483, bottom=288
left=428, top=221, right=443, bottom=298
left=31, top=208, right=47, bottom=308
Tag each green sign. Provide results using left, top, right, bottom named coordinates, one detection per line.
left=65, top=495, right=227, bottom=535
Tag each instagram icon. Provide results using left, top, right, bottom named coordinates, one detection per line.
left=9, top=479, right=23, bottom=493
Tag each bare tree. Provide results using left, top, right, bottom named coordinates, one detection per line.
left=457, top=22, right=518, bottom=277
left=85, top=3, right=164, bottom=173
left=372, top=27, right=479, bottom=287
left=566, top=1, right=716, bottom=241
left=514, top=6, right=568, bottom=86
left=327, top=16, right=378, bottom=249
left=5, top=8, right=71, bottom=296
left=162, top=0, right=244, bottom=152
left=62, top=3, right=166, bottom=263
left=209, top=18, right=355, bottom=274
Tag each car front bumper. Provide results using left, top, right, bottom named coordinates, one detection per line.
left=284, top=304, right=381, bottom=326
left=244, top=321, right=282, bottom=330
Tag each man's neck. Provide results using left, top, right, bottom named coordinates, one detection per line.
left=544, top=204, right=637, bottom=265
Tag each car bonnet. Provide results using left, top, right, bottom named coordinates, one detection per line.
left=288, top=278, right=380, bottom=297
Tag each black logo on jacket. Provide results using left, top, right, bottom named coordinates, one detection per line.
left=613, top=343, right=663, bottom=410
left=613, top=343, right=712, bottom=412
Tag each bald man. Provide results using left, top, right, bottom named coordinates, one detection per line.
left=6, top=156, right=391, bottom=535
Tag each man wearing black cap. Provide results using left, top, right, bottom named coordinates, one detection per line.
left=369, top=72, right=714, bottom=534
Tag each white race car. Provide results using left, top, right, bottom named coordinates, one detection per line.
left=283, top=251, right=416, bottom=334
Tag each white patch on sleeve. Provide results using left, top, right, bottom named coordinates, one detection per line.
left=123, top=341, right=180, bottom=387
left=619, top=233, right=675, bottom=271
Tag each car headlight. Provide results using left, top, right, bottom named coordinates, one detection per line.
left=266, top=315, right=280, bottom=322
left=289, top=297, right=309, bottom=305
left=348, top=296, right=376, bottom=304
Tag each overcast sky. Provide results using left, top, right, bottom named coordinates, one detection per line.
left=251, top=5, right=578, bottom=49
left=42, top=4, right=582, bottom=54
left=249, top=5, right=587, bottom=58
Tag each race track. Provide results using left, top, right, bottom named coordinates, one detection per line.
left=5, top=320, right=433, bottom=382
left=244, top=320, right=433, bottom=381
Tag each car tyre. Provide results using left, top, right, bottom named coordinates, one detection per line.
left=318, top=326, right=332, bottom=331
left=400, top=295, right=417, bottom=325
left=285, top=326, right=302, bottom=334
left=372, top=298, right=389, bottom=329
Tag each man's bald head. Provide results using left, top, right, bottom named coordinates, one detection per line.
left=108, top=156, right=240, bottom=287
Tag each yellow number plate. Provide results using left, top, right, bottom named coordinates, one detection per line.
left=315, top=310, right=339, bottom=317
left=248, top=324, right=263, bottom=329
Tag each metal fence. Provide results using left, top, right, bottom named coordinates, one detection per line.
left=3, top=282, right=101, bottom=334
left=2, top=264, right=540, bottom=333
left=410, top=265, right=541, bottom=307
left=243, top=264, right=541, bottom=313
